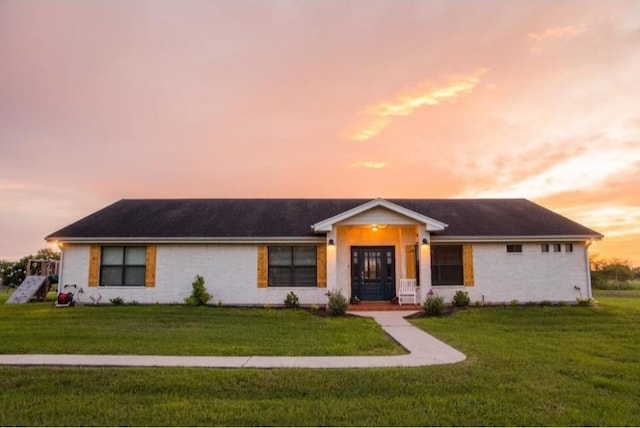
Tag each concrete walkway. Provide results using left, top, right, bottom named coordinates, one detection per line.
left=0, top=311, right=466, bottom=368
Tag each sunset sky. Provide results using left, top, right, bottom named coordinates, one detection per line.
left=1, top=0, right=639, bottom=265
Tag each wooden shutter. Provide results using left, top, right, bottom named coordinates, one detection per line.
left=257, top=246, right=268, bottom=288
left=145, top=245, right=157, bottom=287
left=463, top=244, right=475, bottom=286
left=88, top=245, right=100, bottom=287
left=316, top=244, right=327, bottom=288
left=405, top=244, right=416, bottom=279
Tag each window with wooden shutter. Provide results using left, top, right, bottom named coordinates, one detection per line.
left=145, top=245, right=157, bottom=287
left=88, top=245, right=100, bottom=287
left=99, top=246, right=147, bottom=286
left=316, top=244, right=327, bottom=288
left=267, top=246, right=316, bottom=287
left=431, top=245, right=463, bottom=286
left=463, top=244, right=475, bottom=286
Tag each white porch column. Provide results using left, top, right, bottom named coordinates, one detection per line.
left=418, top=230, right=432, bottom=304
left=326, top=229, right=337, bottom=293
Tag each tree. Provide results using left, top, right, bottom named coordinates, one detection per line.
left=0, top=260, right=26, bottom=288
left=0, top=248, right=60, bottom=287
left=590, top=255, right=635, bottom=289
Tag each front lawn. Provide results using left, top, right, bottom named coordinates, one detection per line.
left=0, top=296, right=402, bottom=356
left=0, top=295, right=638, bottom=426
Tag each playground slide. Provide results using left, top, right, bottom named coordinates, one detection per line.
left=5, top=275, right=48, bottom=304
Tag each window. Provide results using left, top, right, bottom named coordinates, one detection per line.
left=565, top=243, right=573, bottom=253
left=100, top=246, right=146, bottom=286
left=506, top=244, right=523, bottom=253
left=553, top=244, right=562, bottom=253
left=268, top=246, right=317, bottom=287
left=431, top=245, right=463, bottom=285
left=541, top=244, right=549, bottom=253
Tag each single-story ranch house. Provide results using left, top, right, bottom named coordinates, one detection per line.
left=46, top=198, right=603, bottom=306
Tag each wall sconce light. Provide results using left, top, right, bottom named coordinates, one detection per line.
left=372, top=224, right=378, bottom=232
left=328, top=239, right=335, bottom=246
left=422, top=238, right=429, bottom=245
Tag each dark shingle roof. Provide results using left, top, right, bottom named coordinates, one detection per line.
left=46, top=198, right=602, bottom=240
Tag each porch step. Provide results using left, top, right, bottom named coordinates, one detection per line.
left=348, top=302, right=422, bottom=312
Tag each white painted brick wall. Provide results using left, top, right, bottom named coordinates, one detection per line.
left=59, top=244, right=329, bottom=305
left=59, top=241, right=591, bottom=306
left=428, top=242, right=590, bottom=304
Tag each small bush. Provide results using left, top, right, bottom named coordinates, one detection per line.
left=452, top=290, right=470, bottom=307
left=185, top=275, right=211, bottom=306
left=326, top=290, right=348, bottom=316
left=284, top=291, right=299, bottom=309
left=424, top=292, right=446, bottom=317
left=474, top=300, right=484, bottom=307
left=310, top=304, right=319, bottom=311
left=577, top=297, right=596, bottom=306
left=109, top=297, right=124, bottom=306
left=510, top=299, right=519, bottom=306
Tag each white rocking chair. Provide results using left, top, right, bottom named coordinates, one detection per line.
left=398, top=279, right=417, bottom=305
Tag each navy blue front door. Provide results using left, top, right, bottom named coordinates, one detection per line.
left=351, top=246, right=395, bottom=301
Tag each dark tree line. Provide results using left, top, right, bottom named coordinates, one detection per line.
left=590, top=255, right=640, bottom=289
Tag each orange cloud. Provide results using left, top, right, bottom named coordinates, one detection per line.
left=347, top=69, right=488, bottom=141
left=529, top=25, right=586, bottom=52
left=348, top=161, right=388, bottom=169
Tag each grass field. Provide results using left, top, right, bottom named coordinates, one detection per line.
left=0, top=295, right=401, bottom=356
left=593, top=280, right=640, bottom=298
left=0, top=292, right=639, bottom=426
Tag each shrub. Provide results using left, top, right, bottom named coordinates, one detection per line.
left=424, top=292, right=446, bottom=317
left=452, top=290, right=470, bottom=307
left=184, top=275, right=211, bottom=306
left=109, top=297, right=124, bottom=306
left=577, top=297, right=596, bottom=306
left=284, top=291, right=299, bottom=309
left=326, top=290, right=348, bottom=316
left=310, top=304, right=319, bottom=311
left=510, top=299, right=519, bottom=306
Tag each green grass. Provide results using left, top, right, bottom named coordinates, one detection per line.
left=592, top=279, right=640, bottom=291
left=0, top=296, right=402, bottom=356
left=0, top=295, right=639, bottom=425
left=594, top=283, right=640, bottom=298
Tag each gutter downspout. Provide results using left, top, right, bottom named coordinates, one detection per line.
left=584, top=239, right=593, bottom=299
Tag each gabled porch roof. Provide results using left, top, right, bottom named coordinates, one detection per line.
left=311, top=198, right=448, bottom=233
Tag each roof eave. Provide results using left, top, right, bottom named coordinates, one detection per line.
left=46, top=237, right=326, bottom=245
left=431, top=234, right=604, bottom=243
